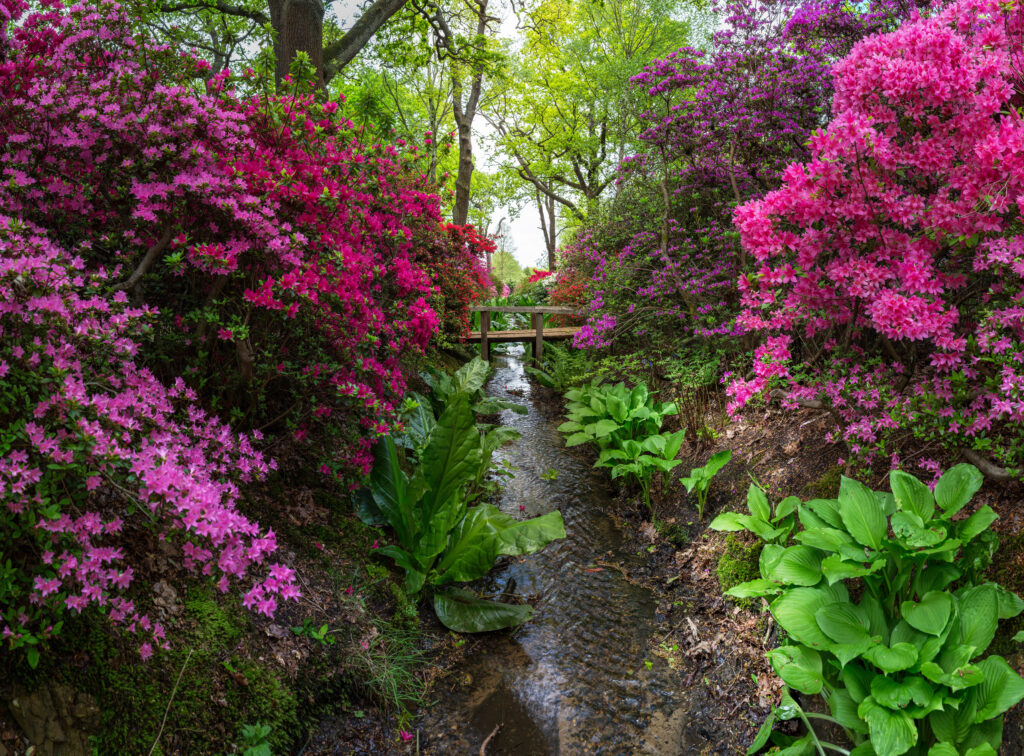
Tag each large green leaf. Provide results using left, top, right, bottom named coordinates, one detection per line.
left=724, top=579, right=782, bottom=599
left=870, top=675, right=936, bottom=711
left=420, top=393, right=481, bottom=528
left=955, top=585, right=999, bottom=654
left=704, top=449, right=732, bottom=476
left=747, top=483, right=771, bottom=522
left=433, top=588, right=533, bottom=633
left=495, top=510, right=566, bottom=556
left=606, top=394, right=627, bottom=422
left=890, top=470, right=935, bottom=522
left=662, top=430, right=686, bottom=461
left=891, top=511, right=946, bottom=549
left=821, top=554, right=884, bottom=585
left=805, top=498, right=843, bottom=529
left=957, top=506, right=998, bottom=544
left=367, top=437, right=421, bottom=549
left=767, top=545, right=823, bottom=586
left=483, top=426, right=521, bottom=457
left=831, top=688, right=869, bottom=733
left=934, top=464, right=983, bottom=516
left=902, top=591, right=953, bottom=636
left=770, top=586, right=847, bottom=650
left=973, top=656, right=1024, bottom=722
left=864, top=643, right=919, bottom=673
left=857, top=696, right=918, bottom=756
left=746, top=709, right=777, bottom=755
left=814, top=602, right=871, bottom=645
left=767, top=646, right=823, bottom=694
left=452, top=357, right=490, bottom=395
left=586, top=419, right=621, bottom=438
left=839, top=477, right=887, bottom=550
left=379, top=545, right=426, bottom=594
left=795, top=527, right=855, bottom=553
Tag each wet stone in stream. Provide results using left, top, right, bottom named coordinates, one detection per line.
left=419, top=351, right=731, bottom=756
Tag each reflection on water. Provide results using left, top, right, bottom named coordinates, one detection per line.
left=421, top=350, right=686, bottom=755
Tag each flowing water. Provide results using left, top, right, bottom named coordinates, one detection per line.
left=419, top=350, right=705, bottom=755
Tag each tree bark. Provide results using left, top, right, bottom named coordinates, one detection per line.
left=536, top=189, right=557, bottom=269
left=268, top=0, right=324, bottom=88
left=449, top=0, right=490, bottom=226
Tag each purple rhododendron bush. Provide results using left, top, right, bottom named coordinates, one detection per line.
left=730, top=0, right=1024, bottom=478
left=0, top=0, right=471, bottom=670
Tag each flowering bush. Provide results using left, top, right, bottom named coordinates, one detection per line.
left=0, top=0, right=474, bottom=664
left=731, top=0, right=1024, bottom=477
left=412, top=223, right=491, bottom=347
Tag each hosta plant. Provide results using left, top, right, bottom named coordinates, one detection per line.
left=680, top=449, right=733, bottom=519
left=359, top=385, right=565, bottom=633
left=559, top=381, right=678, bottom=450
left=711, top=464, right=1023, bottom=755
left=595, top=431, right=687, bottom=514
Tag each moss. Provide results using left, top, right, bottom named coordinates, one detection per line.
left=655, top=520, right=691, bottom=548
left=715, top=534, right=763, bottom=609
left=801, top=464, right=844, bottom=500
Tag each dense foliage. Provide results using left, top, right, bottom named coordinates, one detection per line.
left=0, top=0, right=482, bottom=661
left=712, top=465, right=1024, bottom=755
left=729, top=0, right=1024, bottom=479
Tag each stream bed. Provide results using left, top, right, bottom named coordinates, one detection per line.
left=418, top=350, right=714, bottom=755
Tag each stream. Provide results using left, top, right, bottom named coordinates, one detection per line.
left=419, top=349, right=702, bottom=755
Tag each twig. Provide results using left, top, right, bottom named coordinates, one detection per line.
left=148, top=648, right=194, bottom=756
left=479, top=723, right=501, bottom=755
left=117, top=227, right=175, bottom=292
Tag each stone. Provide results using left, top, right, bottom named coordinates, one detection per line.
left=6, top=683, right=99, bottom=756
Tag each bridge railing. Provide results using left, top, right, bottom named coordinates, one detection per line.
left=466, top=306, right=582, bottom=360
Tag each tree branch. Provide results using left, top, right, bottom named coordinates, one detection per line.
left=116, top=227, right=175, bottom=293
left=322, top=0, right=409, bottom=82
left=159, top=1, right=268, bottom=25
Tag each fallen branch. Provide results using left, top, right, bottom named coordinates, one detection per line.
left=117, top=227, right=175, bottom=292
left=961, top=449, right=1018, bottom=482
left=148, top=648, right=194, bottom=756
left=479, top=723, right=501, bottom=755
left=769, top=389, right=823, bottom=409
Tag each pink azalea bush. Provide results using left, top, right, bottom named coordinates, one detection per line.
left=0, top=0, right=463, bottom=664
left=731, top=0, right=1024, bottom=476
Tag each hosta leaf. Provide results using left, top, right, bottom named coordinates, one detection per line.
left=795, top=527, right=855, bottom=553
left=926, top=743, right=958, bottom=756
left=902, top=591, right=953, bottom=636
left=890, top=470, right=935, bottom=522
left=864, top=642, right=919, bottom=673
left=919, top=661, right=984, bottom=691
left=957, top=506, right=998, bottom=544
left=814, top=602, right=871, bottom=645
left=841, top=662, right=875, bottom=703
left=955, top=584, right=999, bottom=654
left=839, top=477, right=886, bottom=550
left=641, top=434, right=666, bottom=455
left=557, top=420, right=584, bottom=433
left=774, top=496, right=800, bottom=521
left=934, top=464, right=983, bottom=516
left=709, top=511, right=748, bottom=532
left=973, top=655, right=1024, bottom=722
left=767, top=645, right=824, bottom=694
left=704, top=449, right=732, bottom=476
left=831, top=688, right=869, bottom=733
left=994, top=584, right=1024, bottom=619
left=747, top=483, right=770, bottom=522
left=724, top=579, right=782, bottom=599
left=871, top=675, right=936, bottom=710
left=767, top=545, right=823, bottom=586
left=857, top=696, right=918, bottom=756
left=915, top=565, right=962, bottom=596
left=746, top=708, right=777, bottom=755
left=586, top=419, right=621, bottom=438
left=605, top=394, right=627, bottom=422
left=821, top=554, right=884, bottom=585
left=770, top=586, right=846, bottom=650
left=805, top=498, right=843, bottom=529
left=452, top=357, right=489, bottom=394
left=891, top=511, right=946, bottom=548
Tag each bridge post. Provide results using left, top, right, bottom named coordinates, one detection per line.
left=532, top=312, right=543, bottom=360
left=480, top=310, right=490, bottom=361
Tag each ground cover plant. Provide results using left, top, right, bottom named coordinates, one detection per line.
left=711, top=464, right=1024, bottom=754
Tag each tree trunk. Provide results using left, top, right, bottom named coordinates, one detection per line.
left=537, top=190, right=557, bottom=269
left=269, top=0, right=324, bottom=89
left=452, top=80, right=475, bottom=225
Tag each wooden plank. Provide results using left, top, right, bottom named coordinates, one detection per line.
left=465, top=327, right=580, bottom=343
left=468, top=306, right=580, bottom=315
left=532, top=312, right=543, bottom=360
left=480, top=310, right=490, bottom=361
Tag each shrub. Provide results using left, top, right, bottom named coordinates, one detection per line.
left=712, top=464, right=1022, bottom=755
left=731, top=0, right=1024, bottom=477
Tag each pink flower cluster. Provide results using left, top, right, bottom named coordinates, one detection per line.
left=731, top=0, right=1024, bottom=472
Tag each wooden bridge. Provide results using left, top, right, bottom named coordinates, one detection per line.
left=466, top=306, right=582, bottom=360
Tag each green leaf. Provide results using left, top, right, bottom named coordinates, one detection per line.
left=433, top=589, right=533, bottom=633
left=767, top=646, right=823, bottom=694
left=857, top=696, right=918, bottom=756
left=831, top=688, right=869, bottom=733
left=915, top=565, right=961, bottom=596
left=747, top=483, right=770, bottom=522
left=864, top=643, right=919, bottom=673
left=26, top=646, right=39, bottom=669
left=557, top=420, right=584, bottom=433
left=994, top=584, right=1024, bottom=619
left=606, top=394, right=627, bottom=422
left=795, top=527, right=855, bottom=553
left=927, top=743, right=959, bottom=756
left=814, top=602, right=871, bottom=645
left=746, top=708, right=777, bottom=755
left=770, top=586, right=847, bottom=650
left=421, top=393, right=480, bottom=525
left=870, top=675, right=935, bottom=710
left=902, top=591, right=953, bottom=636
left=821, top=554, right=884, bottom=585
left=662, top=430, right=686, bottom=461
left=452, top=357, right=489, bottom=395
left=957, top=506, right=998, bottom=544
left=838, top=477, right=887, bottom=550
left=934, top=464, right=983, bottom=516
left=724, top=579, right=782, bottom=599
left=973, top=655, right=1024, bottom=722
left=564, top=432, right=592, bottom=447
left=774, top=496, right=800, bottom=521
left=704, top=449, right=732, bottom=476
left=767, top=545, right=823, bottom=586
left=919, top=661, right=984, bottom=691
left=805, top=498, right=844, bottom=529
left=586, top=419, right=621, bottom=438
left=955, top=585, right=999, bottom=654
left=366, top=437, right=421, bottom=548
left=891, top=511, right=947, bottom=549
left=890, top=470, right=935, bottom=522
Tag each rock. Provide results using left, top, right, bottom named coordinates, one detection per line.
left=7, top=683, right=100, bottom=756
left=152, top=579, right=182, bottom=618
left=782, top=440, right=799, bottom=455
left=264, top=624, right=290, bottom=639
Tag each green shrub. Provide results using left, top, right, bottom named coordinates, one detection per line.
left=711, top=464, right=1021, bottom=756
